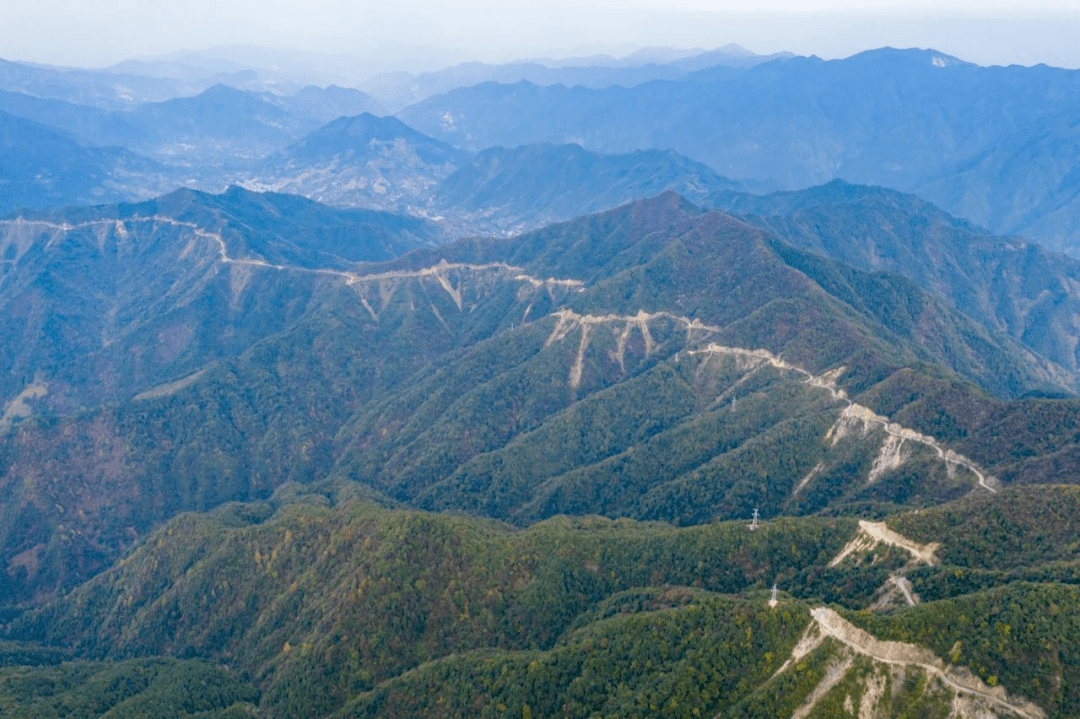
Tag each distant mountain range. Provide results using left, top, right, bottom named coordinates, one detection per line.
left=7, top=46, right=1080, bottom=257
left=0, top=44, right=786, bottom=114
left=246, top=130, right=747, bottom=231
left=398, top=47, right=1080, bottom=255
left=0, top=57, right=190, bottom=109
left=358, top=44, right=792, bottom=112
left=706, top=180, right=1080, bottom=381
left=435, top=143, right=743, bottom=233
left=0, top=83, right=380, bottom=171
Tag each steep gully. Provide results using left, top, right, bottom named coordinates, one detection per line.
left=543, top=313, right=997, bottom=495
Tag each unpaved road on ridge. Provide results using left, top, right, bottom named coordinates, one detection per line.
left=811, top=608, right=1045, bottom=719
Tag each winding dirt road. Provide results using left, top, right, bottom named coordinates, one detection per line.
left=810, top=607, right=1045, bottom=719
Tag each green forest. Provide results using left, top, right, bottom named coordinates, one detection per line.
left=1, top=191, right=1079, bottom=717
left=1, top=480, right=1075, bottom=717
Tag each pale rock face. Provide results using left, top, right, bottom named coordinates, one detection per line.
left=776, top=607, right=1046, bottom=719
left=829, top=520, right=940, bottom=568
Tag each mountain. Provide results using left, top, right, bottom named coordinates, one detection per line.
left=108, top=55, right=267, bottom=86
left=666, top=43, right=796, bottom=71
left=2, top=47, right=346, bottom=107
left=0, top=186, right=439, bottom=414
left=541, top=43, right=788, bottom=70
left=0, top=109, right=171, bottom=215
left=261, top=85, right=384, bottom=126
left=10, top=482, right=1080, bottom=718
left=248, top=113, right=470, bottom=213
left=3, top=44, right=1080, bottom=719
left=0, top=82, right=387, bottom=195
left=706, top=180, right=1080, bottom=378
left=122, top=84, right=314, bottom=166
left=397, top=47, right=1080, bottom=255
left=0, top=58, right=188, bottom=109
left=0, top=90, right=149, bottom=148
left=109, top=45, right=390, bottom=95
left=322, top=193, right=1069, bottom=525
left=0, top=653, right=259, bottom=717
left=914, top=111, right=1080, bottom=253
left=434, top=143, right=743, bottom=233
left=0, top=82, right=368, bottom=173
left=246, top=131, right=749, bottom=231
left=0, top=190, right=1073, bottom=609
left=0, top=188, right=1078, bottom=716
left=395, top=49, right=1001, bottom=177
left=20, top=40, right=1080, bottom=260
left=1, top=84, right=324, bottom=176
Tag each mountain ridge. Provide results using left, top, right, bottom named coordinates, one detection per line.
left=707, top=179, right=1080, bottom=377
left=0, top=190, right=1073, bottom=608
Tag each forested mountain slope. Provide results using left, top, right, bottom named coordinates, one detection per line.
left=708, top=180, right=1080, bottom=378
left=11, top=483, right=1079, bottom=718
left=0, top=186, right=439, bottom=414
left=0, top=191, right=1074, bottom=608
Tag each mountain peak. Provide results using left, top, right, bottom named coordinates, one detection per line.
left=200, top=82, right=250, bottom=96
left=289, top=112, right=458, bottom=149
left=644, top=188, right=695, bottom=210
left=846, top=47, right=970, bottom=69
left=281, top=112, right=467, bottom=169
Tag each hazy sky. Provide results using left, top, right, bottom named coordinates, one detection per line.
left=4, top=0, right=1080, bottom=72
